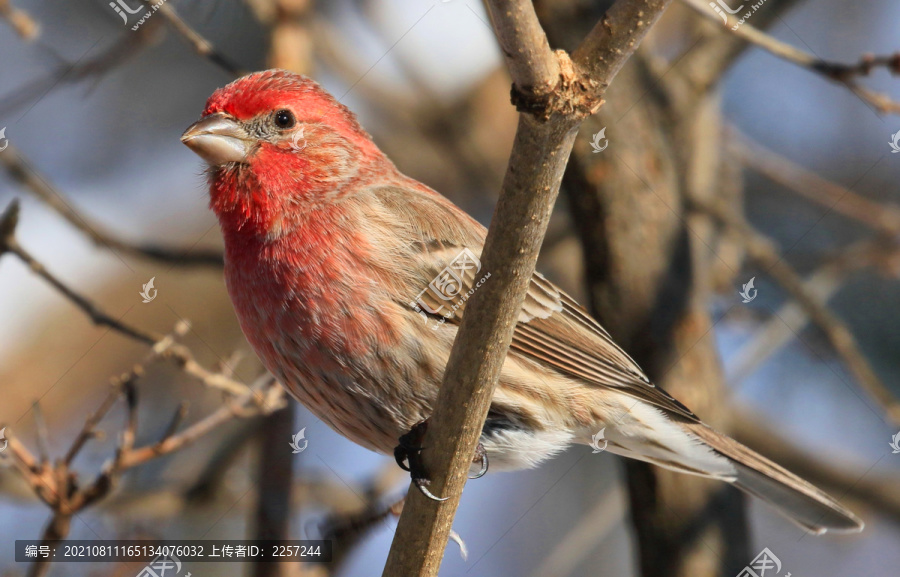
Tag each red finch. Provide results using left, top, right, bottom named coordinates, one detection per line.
left=182, top=69, right=862, bottom=534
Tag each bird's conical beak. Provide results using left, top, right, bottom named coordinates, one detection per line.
left=181, top=113, right=254, bottom=166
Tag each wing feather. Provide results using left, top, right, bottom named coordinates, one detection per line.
left=371, top=185, right=698, bottom=421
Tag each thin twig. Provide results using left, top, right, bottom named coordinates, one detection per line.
left=117, top=374, right=280, bottom=469
left=0, top=373, right=281, bottom=563
left=0, top=146, right=224, bottom=267
left=158, top=401, right=191, bottom=444
left=157, top=3, right=245, bottom=76
left=681, top=0, right=900, bottom=114
left=63, top=386, right=122, bottom=465
left=0, top=25, right=159, bottom=117
left=163, top=343, right=255, bottom=396
left=694, top=198, right=900, bottom=425
left=2, top=200, right=258, bottom=402
left=0, top=199, right=161, bottom=345
left=0, top=200, right=159, bottom=345
left=728, top=237, right=899, bottom=384
left=0, top=0, right=39, bottom=40
left=734, top=132, right=900, bottom=236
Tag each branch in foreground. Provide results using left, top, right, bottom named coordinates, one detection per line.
left=681, top=0, right=900, bottom=114
left=382, top=1, right=673, bottom=576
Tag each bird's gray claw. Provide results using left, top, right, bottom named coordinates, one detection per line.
left=468, top=442, right=488, bottom=479
left=414, top=478, right=449, bottom=502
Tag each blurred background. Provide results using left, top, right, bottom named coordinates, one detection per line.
left=1, top=0, right=899, bottom=576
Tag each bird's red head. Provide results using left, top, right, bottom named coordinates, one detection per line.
left=181, top=70, right=387, bottom=239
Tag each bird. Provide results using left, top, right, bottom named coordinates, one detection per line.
left=181, top=69, right=863, bottom=535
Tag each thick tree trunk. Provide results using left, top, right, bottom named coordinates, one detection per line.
left=536, top=1, right=753, bottom=570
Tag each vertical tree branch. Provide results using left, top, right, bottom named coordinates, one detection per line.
left=382, top=1, right=673, bottom=576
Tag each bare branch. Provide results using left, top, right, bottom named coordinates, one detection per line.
left=163, top=342, right=255, bottom=396
left=485, top=0, right=560, bottom=96
left=694, top=197, right=900, bottom=425
left=157, top=4, right=245, bottom=76
left=680, top=0, right=805, bottom=91
left=1, top=366, right=280, bottom=571
left=0, top=0, right=39, bottom=40
left=383, top=1, right=673, bottom=575
left=734, top=132, right=900, bottom=236
left=116, top=375, right=281, bottom=469
left=27, top=514, right=71, bottom=577
left=681, top=0, right=900, bottom=114
left=0, top=200, right=160, bottom=345
left=63, top=386, right=122, bottom=466
left=0, top=146, right=224, bottom=267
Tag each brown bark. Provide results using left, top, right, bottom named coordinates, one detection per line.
left=382, top=1, right=673, bottom=576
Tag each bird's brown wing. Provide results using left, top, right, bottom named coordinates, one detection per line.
left=372, top=184, right=698, bottom=422
left=509, top=277, right=700, bottom=422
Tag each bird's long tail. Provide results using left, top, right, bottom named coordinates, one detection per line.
left=682, top=423, right=863, bottom=534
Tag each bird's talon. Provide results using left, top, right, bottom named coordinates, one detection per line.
left=395, top=421, right=449, bottom=501
left=469, top=442, right=489, bottom=479
left=394, top=445, right=412, bottom=472
left=414, top=478, right=449, bottom=502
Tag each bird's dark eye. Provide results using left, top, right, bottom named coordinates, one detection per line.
left=273, top=109, right=295, bottom=129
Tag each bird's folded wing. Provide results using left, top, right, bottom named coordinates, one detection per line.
left=373, top=183, right=697, bottom=421
left=510, top=277, right=698, bottom=422
left=400, top=236, right=697, bottom=422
